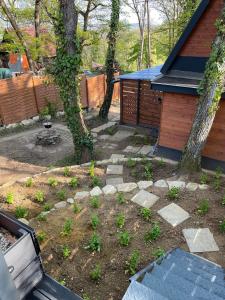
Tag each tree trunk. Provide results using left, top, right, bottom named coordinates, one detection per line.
left=0, top=0, right=36, bottom=72
left=146, top=0, right=151, bottom=68
left=99, top=0, right=120, bottom=120
left=180, top=6, right=225, bottom=172
left=34, top=0, right=42, bottom=63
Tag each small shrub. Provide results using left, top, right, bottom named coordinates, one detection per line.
left=83, top=294, right=91, bottom=300
left=219, top=220, right=225, bottom=233
left=106, top=126, right=116, bottom=135
left=116, top=213, right=125, bottom=229
left=144, top=163, right=153, bottom=180
left=6, top=192, right=14, bottom=204
left=69, top=177, right=79, bottom=188
left=197, top=199, right=209, bottom=216
left=25, top=178, right=33, bottom=187
left=125, top=250, right=140, bottom=275
left=90, top=176, right=102, bottom=188
left=35, top=191, right=45, bottom=203
left=15, top=206, right=28, bottom=218
left=59, top=279, right=66, bottom=286
left=85, top=233, right=102, bottom=252
left=73, top=203, right=82, bottom=214
left=57, top=189, right=66, bottom=201
left=90, top=264, right=101, bottom=281
left=221, top=196, right=225, bottom=206
left=127, top=158, right=136, bottom=168
left=200, top=173, right=209, bottom=184
left=89, top=161, right=95, bottom=178
left=48, top=177, right=58, bottom=187
left=43, top=203, right=52, bottom=212
left=91, top=215, right=100, bottom=230
left=37, top=231, right=47, bottom=244
left=62, top=245, right=71, bottom=259
left=63, top=166, right=71, bottom=177
left=152, top=247, right=165, bottom=259
left=37, top=213, right=47, bottom=221
left=116, top=192, right=125, bottom=204
left=118, top=231, right=131, bottom=246
left=139, top=208, right=152, bottom=221
left=167, top=187, right=180, bottom=201
left=61, top=219, right=73, bottom=236
left=144, top=223, right=161, bottom=243
left=213, top=168, right=222, bottom=191
left=90, top=196, right=100, bottom=209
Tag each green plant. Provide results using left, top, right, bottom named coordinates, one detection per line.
left=15, top=206, right=28, bottom=218
left=69, top=177, right=79, bottom=188
left=62, top=245, right=71, bottom=258
left=221, top=196, right=225, bottom=206
left=125, top=250, right=140, bottom=275
left=167, top=187, right=180, bottom=201
left=63, top=166, right=72, bottom=177
left=131, top=169, right=138, bottom=178
left=57, top=189, right=66, bottom=201
left=47, top=102, right=57, bottom=118
left=6, top=192, right=14, bottom=204
left=118, top=231, right=131, bottom=246
left=44, top=203, right=52, bottom=212
left=139, top=208, right=152, bottom=221
left=91, top=215, right=100, bottom=230
left=61, top=219, right=73, bottom=236
left=90, top=264, right=101, bottom=281
left=37, top=213, right=47, bottom=221
left=40, top=106, right=49, bottom=118
left=48, top=177, right=58, bottom=187
left=59, top=279, right=66, bottom=286
left=200, top=173, right=209, bottom=184
left=144, top=223, right=161, bottom=243
left=219, top=219, right=225, bottom=233
left=144, top=162, right=153, bottom=180
left=213, top=167, right=222, bottom=191
left=25, top=177, right=33, bottom=187
left=106, top=126, right=116, bottom=135
left=89, top=161, right=95, bottom=178
left=85, top=233, right=102, bottom=252
left=83, top=294, right=91, bottom=300
left=35, top=191, right=45, bottom=203
left=197, top=199, right=210, bottom=216
left=127, top=158, right=136, bottom=168
left=141, top=156, right=148, bottom=165
left=158, top=158, right=165, bottom=167
left=37, top=231, right=47, bottom=244
left=90, top=196, right=100, bottom=208
left=116, top=192, right=125, bottom=204
left=90, top=176, right=102, bottom=187
left=116, top=213, right=125, bottom=229
left=73, top=203, right=82, bottom=214
left=152, top=247, right=166, bottom=259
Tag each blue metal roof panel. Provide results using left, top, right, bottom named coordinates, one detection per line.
left=119, top=65, right=162, bottom=81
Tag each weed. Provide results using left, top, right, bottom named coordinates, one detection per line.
left=139, top=208, right=152, bottom=221
left=73, top=203, right=82, bottom=214
left=127, top=158, right=137, bottom=168
left=167, top=187, right=180, bottom=201
left=90, top=264, right=101, bottom=281
left=144, top=162, right=153, bottom=180
left=91, top=176, right=102, bottom=187
left=6, top=192, right=14, bottom=204
left=57, top=189, right=66, bottom=201
left=90, top=196, right=100, bottom=209
left=59, top=279, right=66, bottom=286
left=116, top=213, right=125, bottom=229
left=200, top=173, right=209, bottom=184
left=125, top=250, right=140, bottom=275
left=131, top=169, right=138, bottom=178
left=25, top=178, right=33, bottom=187
left=141, top=156, right=148, bottom=165
left=106, top=126, right=116, bottom=135
left=158, top=158, right=165, bottom=167
left=48, top=177, right=58, bottom=187
left=35, top=191, right=45, bottom=203
left=213, top=168, right=222, bottom=191
left=91, top=215, right=100, bottom=230
left=144, top=223, right=161, bottom=243
left=116, top=192, right=125, bottom=204
left=43, top=203, right=52, bottom=212
left=69, top=177, right=79, bottom=188
left=219, top=220, right=225, bottom=233
left=63, top=166, right=71, bottom=177
left=62, top=245, right=71, bottom=259
left=37, top=231, right=47, bottom=244
left=15, top=206, right=28, bottom=219
left=61, top=219, right=73, bottom=236
left=118, top=231, right=131, bottom=246
left=152, top=247, right=165, bottom=259
left=83, top=294, right=91, bottom=300
left=85, top=233, right=102, bottom=252
left=221, top=196, right=225, bottom=206
left=89, top=161, right=95, bottom=178
left=37, top=213, right=47, bottom=221
left=197, top=199, right=209, bottom=216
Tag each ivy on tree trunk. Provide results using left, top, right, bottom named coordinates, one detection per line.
left=99, top=0, right=120, bottom=120
left=180, top=4, right=225, bottom=172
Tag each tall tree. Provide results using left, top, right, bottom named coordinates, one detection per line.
left=99, top=0, right=120, bottom=120
left=180, top=4, right=225, bottom=172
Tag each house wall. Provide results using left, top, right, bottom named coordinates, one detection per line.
left=159, top=92, right=225, bottom=162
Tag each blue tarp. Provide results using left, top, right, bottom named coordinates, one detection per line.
left=119, top=65, right=162, bottom=81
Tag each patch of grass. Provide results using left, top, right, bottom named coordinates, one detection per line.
left=6, top=192, right=14, bottom=204
left=144, top=162, right=153, bottom=180
left=144, top=223, right=161, bottom=243
left=85, top=233, right=102, bottom=252
left=200, top=173, right=209, bottom=184
left=219, top=220, right=225, bottom=233
left=62, top=245, right=71, bottom=259
left=105, top=126, right=117, bottom=136
left=213, top=167, right=223, bottom=191
left=141, top=156, right=148, bottom=165
left=127, top=158, right=137, bottom=168
left=125, top=250, right=140, bottom=275
left=63, top=166, right=72, bottom=177
left=90, top=176, right=102, bottom=188
left=35, top=191, right=45, bottom=203
left=89, top=161, right=95, bottom=178
left=59, top=279, right=66, bottom=286
left=25, top=177, right=33, bottom=187
left=83, top=294, right=91, bottom=300
left=197, top=199, right=209, bottom=216
left=69, top=177, right=79, bottom=188
left=152, top=247, right=166, bottom=259
left=116, top=192, right=125, bottom=204
left=118, top=231, right=131, bottom=246
left=221, top=196, right=225, bottom=206
left=90, top=264, right=101, bottom=281
left=90, top=196, right=100, bottom=208
left=115, top=213, right=125, bottom=229
left=91, top=215, right=100, bottom=230
left=43, top=203, right=52, bottom=212
left=57, top=189, right=66, bottom=201
left=61, top=219, right=73, bottom=236
left=37, top=231, right=47, bottom=244
left=15, top=206, right=29, bottom=219
left=167, top=187, right=180, bottom=201
left=37, top=213, right=47, bottom=221
left=73, top=203, right=82, bottom=214
left=139, top=208, right=152, bottom=221
left=48, top=177, right=58, bottom=188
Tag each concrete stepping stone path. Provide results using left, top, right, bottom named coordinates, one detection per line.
left=123, top=145, right=141, bottom=154
left=154, top=180, right=168, bottom=188
left=158, top=203, right=190, bottom=227
left=110, top=154, right=125, bottom=159
left=167, top=181, right=186, bottom=189
left=131, top=190, right=159, bottom=208
left=110, top=129, right=135, bottom=142
left=91, top=121, right=116, bottom=133
left=137, top=181, right=153, bottom=190
left=90, top=186, right=103, bottom=197
left=106, top=165, right=123, bottom=175
left=137, top=145, right=154, bottom=156
left=102, top=185, right=117, bottom=195
left=117, top=182, right=137, bottom=193
left=74, top=191, right=90, bottom=200
left=106, top=177, right=124, bottom=186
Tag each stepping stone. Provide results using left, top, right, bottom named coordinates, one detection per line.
left=167, top=181, right=186, bottom=189
left=123, top=145, right=141, bottom=154
left=186, top=182, right=198, bottom=192
left=131, top=190, right=159, bottom=208
left=102, top=185, right=117, bottom=195
left=18, top=218, right=29, bottom=225
left=106, top=165, right=123, bottom=175
left=92, top=132, right=98, bottom=138
left=98, top=134, right=111, bottom=141
left=74, top=191, right=89, bottom=200
left=110, top=129, right=135, bottom=142
left=117, top=182, right=137, bottom=193
left=154, top=180, right=168, bottom=188
left=90, top=186, right=103, bottom=197
left=137, top=180, right=153, bottom=190
left=102, top=143, right=118, bottom=149
left=67, top=198, right=74, bottom=204
left=182, top=228, right=219, bottom=253
left=158, top=203, right=190, bottom=227
left=91, top=121, right=116, bottom=133
left=199, top=184, right=209, bottom=190
left=106, top=177, right=124, bottom=186
left=110, top=154, right=125, bottom=159
left=54, top=201, right=67, bottom=209
left=137, top=145, right=154, bottom=156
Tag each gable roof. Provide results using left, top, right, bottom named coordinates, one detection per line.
left=161, top=0, right=210, bottom=74
left=119, top=65, right=162, bottom=81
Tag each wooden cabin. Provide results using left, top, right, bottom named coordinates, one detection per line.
left=120, top=0, right=225, bottom=171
